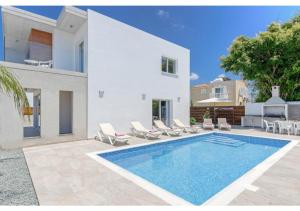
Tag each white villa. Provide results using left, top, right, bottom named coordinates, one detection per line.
left=0, top=6, right=190, bottom=148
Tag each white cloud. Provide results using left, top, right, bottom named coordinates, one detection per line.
left=190, top=72, right=199, bottom=81
left=171, top=23, right=185, bottom=30
left=157, top=9, right=185, bottom=31
left=157, top=9, right=170, bottom=19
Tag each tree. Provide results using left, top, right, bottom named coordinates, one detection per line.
left=0, top=65, right=29, bottom=113
left=220, top=15, right=300, bottom=102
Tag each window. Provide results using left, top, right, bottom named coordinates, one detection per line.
left=214, top=87, right=224, bottom=98
left=200, top=88, right=207, bottom=95
left=79, top=41, right=84, bottom=72
left=162, top=57, right=176, bottom=74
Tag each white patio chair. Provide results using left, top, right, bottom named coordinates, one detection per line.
left=277, top=121, right=292, bottom=135
left=263, top=120, right=275, bottom=133
left=154, top=120, right=182, bottom=136
left=293, top=121, right=300, bottom=136
left=98, top=123, right=131, bottom=145
left=131, top=121, right=162, bottom=139
left=173, top=118, right=201, bottom=133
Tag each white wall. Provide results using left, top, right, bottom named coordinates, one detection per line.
left=245, top=103, right=264, bottom=116
left=86, top=10, right=190, bottom=137
left=0, top=62, right=87, bottom=149
left=52, top=22, right=87, bottom=72
left=53, top=29, right=75, bottom=70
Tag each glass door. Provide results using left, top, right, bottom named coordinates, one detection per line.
left=152, top=100, right=171, bottom=126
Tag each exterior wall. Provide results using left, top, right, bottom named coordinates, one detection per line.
left=245, top=103, right=264, bottom=116
left=74, top=22, right=88, bottom=73
left=87, top=10, right=190, bottom=137
left=0, top=62, right=87, bottom=148
left=235, top=80, right=247, bottom=106
left=53, top=29, right=75, bottom=70
left=288, top=104, right=300, bottom=120
left=191, top=80, right=247, bottom=107
left=52, top=22, right=87, bottom=72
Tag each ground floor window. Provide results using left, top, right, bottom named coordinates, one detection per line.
left=23, top=88, right=41, bottom=138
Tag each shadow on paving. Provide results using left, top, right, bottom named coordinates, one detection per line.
left=0, top=149, right=39, bottom=205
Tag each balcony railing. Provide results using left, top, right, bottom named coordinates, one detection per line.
left=209, top=93, right=229, bottom=99
left=4, top=38, right=53, bottom=68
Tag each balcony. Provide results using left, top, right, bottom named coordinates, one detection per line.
left=209, top=92, right=229, bottom=99
left=4, top=35, right=53, bottom=69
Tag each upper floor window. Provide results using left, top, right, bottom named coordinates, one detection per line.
left=214, top=87, right=227, bottom=98
left=200, top=88, right=207, bottom=95
left=162, top=57, right=176, bottom=74
left=79, top=41, right=84, bottom=72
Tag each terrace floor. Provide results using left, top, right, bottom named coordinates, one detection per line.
left=23, top=128, right=300, bottom=205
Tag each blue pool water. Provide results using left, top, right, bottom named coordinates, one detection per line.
left=98, top=133, right=289, bottom=205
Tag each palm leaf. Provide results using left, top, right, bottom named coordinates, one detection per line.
left=0, top=65, right=29, bottom=114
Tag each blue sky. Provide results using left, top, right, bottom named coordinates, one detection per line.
left=1, top=6, right=300, bottom=85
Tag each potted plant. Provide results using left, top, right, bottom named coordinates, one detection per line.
left=202, top=111, right=210, bottom=119
left=190, top=117, right=197, bottom=125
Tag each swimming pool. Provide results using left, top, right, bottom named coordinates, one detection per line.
left=95, top=132, right=290, bottom=205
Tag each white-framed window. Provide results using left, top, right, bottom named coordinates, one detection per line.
left=200, top=88, right=207, bottom=95
left=162, top=57, right=176, bottom=74
left=215, top=87, right=224, bottom=98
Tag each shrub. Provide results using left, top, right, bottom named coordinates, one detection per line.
left=190, top=117, right=197, bottom=125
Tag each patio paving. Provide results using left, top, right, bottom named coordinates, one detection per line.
left=23, top=128, right=300, bottom=205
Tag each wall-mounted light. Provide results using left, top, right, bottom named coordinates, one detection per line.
left=99, top=90, right=104, bottom=98
left=177, top=97, right=181, bottom=102
left=142, top=94, right=146, bottom=100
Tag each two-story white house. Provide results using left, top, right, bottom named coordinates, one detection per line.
left=0, top=6, right=190, bottom=148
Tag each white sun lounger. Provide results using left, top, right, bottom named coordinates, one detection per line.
left=131, top=121, right=162, bottom=139
left=154, top=120, right=182, bottom=136
left=203, top=119, right=214, bottom=130
left=218, top=118, right=231, bottom=130
left=98, top=123, right=131, bottom=145
left=173, top=118, right=201, bottom=133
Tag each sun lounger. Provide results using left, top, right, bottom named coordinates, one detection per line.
left=173, top=118, right=201, bottom=133
left=131, top=121, right=162, bottom=139
left=98, top=123, right=131, bottom=145
left=202, top=119, right=214, bottom=130
left=154, top=120, right=182, bottom=136
left=218, top=118, right=231, bottom=130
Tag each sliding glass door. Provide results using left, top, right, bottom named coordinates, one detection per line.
left=152, top=100, right=171, bottom=126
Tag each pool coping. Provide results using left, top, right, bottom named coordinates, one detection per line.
left=87, top=131, right=298, bottom=206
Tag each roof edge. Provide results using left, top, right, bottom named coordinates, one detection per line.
left=2, top=6, right=56, bottom=26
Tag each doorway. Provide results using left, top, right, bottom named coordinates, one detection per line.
left=152, top=100, right=171, bottom=126
left=23, top=88, right=41, bottom=138
left=59, top=91, right=73, bottom=134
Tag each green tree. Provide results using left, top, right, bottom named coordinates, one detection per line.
left=220, top=15, right=300, bottom=102
left=0, top=65, right=29, bottom=113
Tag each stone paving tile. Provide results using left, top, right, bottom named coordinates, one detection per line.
left=23, top=129, right=300, bottom=205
